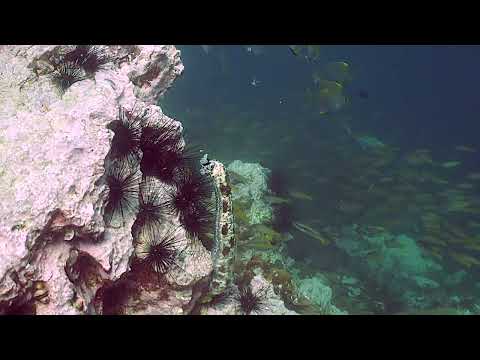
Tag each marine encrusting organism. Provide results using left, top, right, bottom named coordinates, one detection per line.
left=107, top=107, right=143, bottom=167
left=199, top=155, right=236, bottom=297
left=235, top=283, right=268, bottom=315
left=49, top=61, right=87, bottom=93
left=135, top=227, right=181, bottom=274
left=102, top=161, right=141, bottom=226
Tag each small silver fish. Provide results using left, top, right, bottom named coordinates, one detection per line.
left=292, top=222, right=329, bottom=245
left=250, top=77, right=261, bottom=87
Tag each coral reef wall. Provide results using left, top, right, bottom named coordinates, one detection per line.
left=0, top=46, right=301, bottom=316
left=0, top=45, right=185, bottom=314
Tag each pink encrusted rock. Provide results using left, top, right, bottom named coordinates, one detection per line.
left=122, top=45, right=184, bottom=104
left=0, top=45, right=195, bottom=315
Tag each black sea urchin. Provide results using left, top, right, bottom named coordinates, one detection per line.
left=133, top=177, right=166, bottom=238
left=135, top=228, right=180, bottom=274
left=180, top=200, right=215, bottom=242
left=162, top=166, right=215, bottom=245
left=64, top=45, right=111, bottom=75
left=163, top=168, right=214, bottom=217
left=235, top=284, right=269, bottom=315
left=107, top=107, right=143, bottom=166
left=50, top=61, right=87, bottom=93
left=102, top=162, right=141, bottom=226
left=139, top=118, right=191, bottom=182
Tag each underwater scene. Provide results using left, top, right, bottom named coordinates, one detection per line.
left=159, top=45, right=480, bottom=315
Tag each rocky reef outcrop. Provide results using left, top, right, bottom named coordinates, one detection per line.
left=0, top=45, right=195, bottom=314
left=0, top=45, right=300, bottom=315
left=227, top=160, right=272, bottom=225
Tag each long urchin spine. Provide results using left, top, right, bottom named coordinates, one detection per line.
left=49, top=61, right=87, bottom=93
left=163, top=167, right=214, bottom=216
left=103, top=161, right=141, bottom=226
left=135, top=227, right=181, bottom=274
left=63, top=45, right=112, bottom=75
left=132, top=176, right=166, bottom=239
left=139, top=119, right=202, bottom=183
left=236, top=284, right=268, bottom=315
left=107, top=107, right=144, bottom=167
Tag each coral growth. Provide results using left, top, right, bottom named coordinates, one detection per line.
left=227, top=160, right=272, bottom=225
left=336, top=226, right=445, bottom=310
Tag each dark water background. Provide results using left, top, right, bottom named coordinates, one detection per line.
left=163, top=45, right=480, bottom=157
left=160, top=45, right=480, bottom=313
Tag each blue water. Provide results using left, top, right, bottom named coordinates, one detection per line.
left=170, top=45, right=480, bottom=148
left=160, top=45, right=480, bottom=314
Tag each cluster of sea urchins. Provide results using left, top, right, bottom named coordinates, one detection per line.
left=48, top=45, right=112, bottom=93
left=103, top=105, right=215, bottom=275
